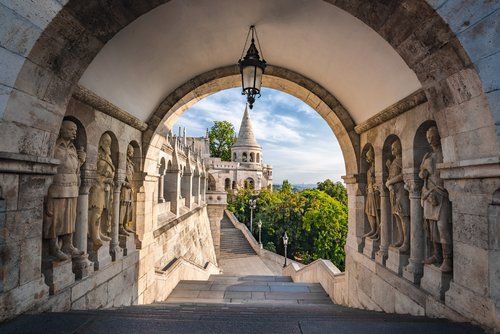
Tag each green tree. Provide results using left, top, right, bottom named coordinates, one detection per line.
left=208, top=121, right=237, bottom=161
left=316, top=179, right=347, bottom=206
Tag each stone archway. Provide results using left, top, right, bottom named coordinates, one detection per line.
left=0, top=1, right=498, bottom=330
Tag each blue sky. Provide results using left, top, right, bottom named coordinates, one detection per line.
left=172, top=87, right=346, bottom=184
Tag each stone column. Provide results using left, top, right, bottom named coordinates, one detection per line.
left=403, top=178, right=424, bottom=284
left=73, top=169, right=94, bottom=279
left=194, top=174, right=201, bottom=204
left=181, top=171, right=193, bottom=209
left=110, top=175, right=124, bottom=261
left=158, top=172, right=165, bottom=203
left=376, top=186, right=390, bottom=265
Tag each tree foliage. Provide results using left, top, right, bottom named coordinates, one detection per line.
left=316, top=179, right=348, bottom=206
left=227, top=180, right=348, bottom=271
left=208, top=121, right=237, bottom=161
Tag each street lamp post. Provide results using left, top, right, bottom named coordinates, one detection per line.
left=249, top=198, right=257, bottom=233
left=283, top=232, right=289, bottom=267
left=258, top=219, right=263, bottom=249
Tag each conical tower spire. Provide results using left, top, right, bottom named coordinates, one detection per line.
left=233, top=105, right=260, bottom=149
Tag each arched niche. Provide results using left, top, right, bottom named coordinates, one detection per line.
left=128, top=140, right=142, bottom=172
left=413, top=120, right=438, bottom=171
left=382, top=134, right=402, bottom=245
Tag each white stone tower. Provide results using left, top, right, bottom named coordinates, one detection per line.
left=231, top=105, right=263, bottom=168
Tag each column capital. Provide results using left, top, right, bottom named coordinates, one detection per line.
left=404, top=178, right=423, bottom=198
left=80, top=168, right=96, bottom=194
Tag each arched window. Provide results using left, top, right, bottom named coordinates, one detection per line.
left=233, top=152, right=237, bottom=161
left=225, top=178, right=231, bottom=190
left=245, top=177, right=255, bottom=189
left=250, top=152, right=255, bottom=162
left=242, top=152, right=247, bottom=162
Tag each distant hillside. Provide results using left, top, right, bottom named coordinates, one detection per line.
left=273, top=183, right=317, bottom=192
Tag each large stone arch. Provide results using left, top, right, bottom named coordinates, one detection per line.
left=142, top=65, right=359, bottom=177
left=0, top=1, right=496, bottom=162
left=0, top=0, right=498, bottom=330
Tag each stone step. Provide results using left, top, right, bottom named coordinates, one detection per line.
left=1, top=302, right=485, bottom=334
left=165, top=275, right=330, bottom=305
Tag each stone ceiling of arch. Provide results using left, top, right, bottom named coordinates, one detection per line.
left=78, top=0, right=421, bottom=125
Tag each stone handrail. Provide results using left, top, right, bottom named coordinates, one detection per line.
left=283, top=259, right=346, bottom=305
left=155, top=257, right=220, bottom=302
left=224, top=210, right=304, bottom=269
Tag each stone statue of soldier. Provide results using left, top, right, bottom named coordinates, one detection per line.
left=419, top=126, right=452, bottom=272
left=43, top=120, right=85, bottom=260
left=385, top=140, right=410, bottom=253
left=363, top=146, right=380, bottom=240
left=119, top=144, right=136, bottom=236
left=88, top=134, right=115, bottom=249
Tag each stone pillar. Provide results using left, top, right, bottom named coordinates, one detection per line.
left=206, top=191, right=227, bottom=260
left=194, top=174, right=201, bottom=204
left=110, top=175, right=124, bottom=261
left=73, top=169, right=94, bottom=279
left=403, top=178, right=424, bottom=284
left=376, top=187, right=390, bottom=265
left=201, top=176, right=207, bottom=202
left=158, top=172, right=165, bottom=203
left=181, top=171, right=193, bottom=209
left=343, top=175, right=365, bottom=253
left=165, top=170, right=180, bottom=215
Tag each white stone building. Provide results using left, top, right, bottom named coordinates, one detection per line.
left=196, top=106, right=273, bottom=192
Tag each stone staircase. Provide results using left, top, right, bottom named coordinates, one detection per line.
left=165, top=274, right=332, bottom=305
left=219, top=214, right=256, bottom=259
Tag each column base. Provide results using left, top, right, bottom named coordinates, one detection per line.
left=110, top=244, right=123, bottom=261
left=403, top=260, right=424, bottom=284
left=375, top=248, right=388, bottom=266
left=72, top=253, right=94, bottom=280
left=421, top=264, right=452, bottom=300
left=119, top=234, right=136, bottom=256
left=363, top=237, right=379, bottom=260
left=42, top=258, right=75, bottom=295
left=386, top=246, right=410, bottom=275
left=88, top=240, right=112, bottom=271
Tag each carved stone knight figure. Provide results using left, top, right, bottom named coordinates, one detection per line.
left=419, top=126, right=452, bottom=272
left=119, top=144, right=136, bottom=236
left=385, top=140, right=410, bottom=253
left=43, top=121, right=86, bottom=260
left=88, top=134, right=115, bottom=249
left=363, top=146, right=380, bottom=240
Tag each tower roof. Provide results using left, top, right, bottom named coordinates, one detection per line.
left=233, top=105, right=261, bottom=149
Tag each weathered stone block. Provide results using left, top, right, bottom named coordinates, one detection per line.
left=421, top=264, right=452, bottom=300
left=119, top=233, right=136, bottom=257
left=0, top=5, right=42, bottom=56
left=395, top=290, right=424, bottom=315
left=1, top=0, right=62, bottom=30
left=363, top=237, right=379, bottom=259
left=0, top=241, right=20, bottom=291
left=85, top=281, right=108, bottom=309
left=476, top=51, right=500, bottom=93
left=19, top=236, right=42, bottom=285
left=453, top=241, right=488, bottom=295
left=42, top=258, right=75, bottom=295
left=371, top=275, right=395, bottom=313
left=0, top=46, right=24, bottom=89
left=386, top=246, right=409, bottom=276
left=88, top=241, right=112, bottom=271
left=4, top=89, right=64, bottom=133
left=454, top=212, right=488, bottom=249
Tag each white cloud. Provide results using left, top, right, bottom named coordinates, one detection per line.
left=172, top=88, right=346, bottom=184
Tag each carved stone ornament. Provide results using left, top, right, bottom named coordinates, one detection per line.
left=43, top=120, right=85, bottom=261
left=418, top=126, right=452, bottom=272
left=119, top=144, right=136, bottom=236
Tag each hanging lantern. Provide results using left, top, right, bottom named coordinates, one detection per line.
left=238, top=25, right=266, bottom=109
